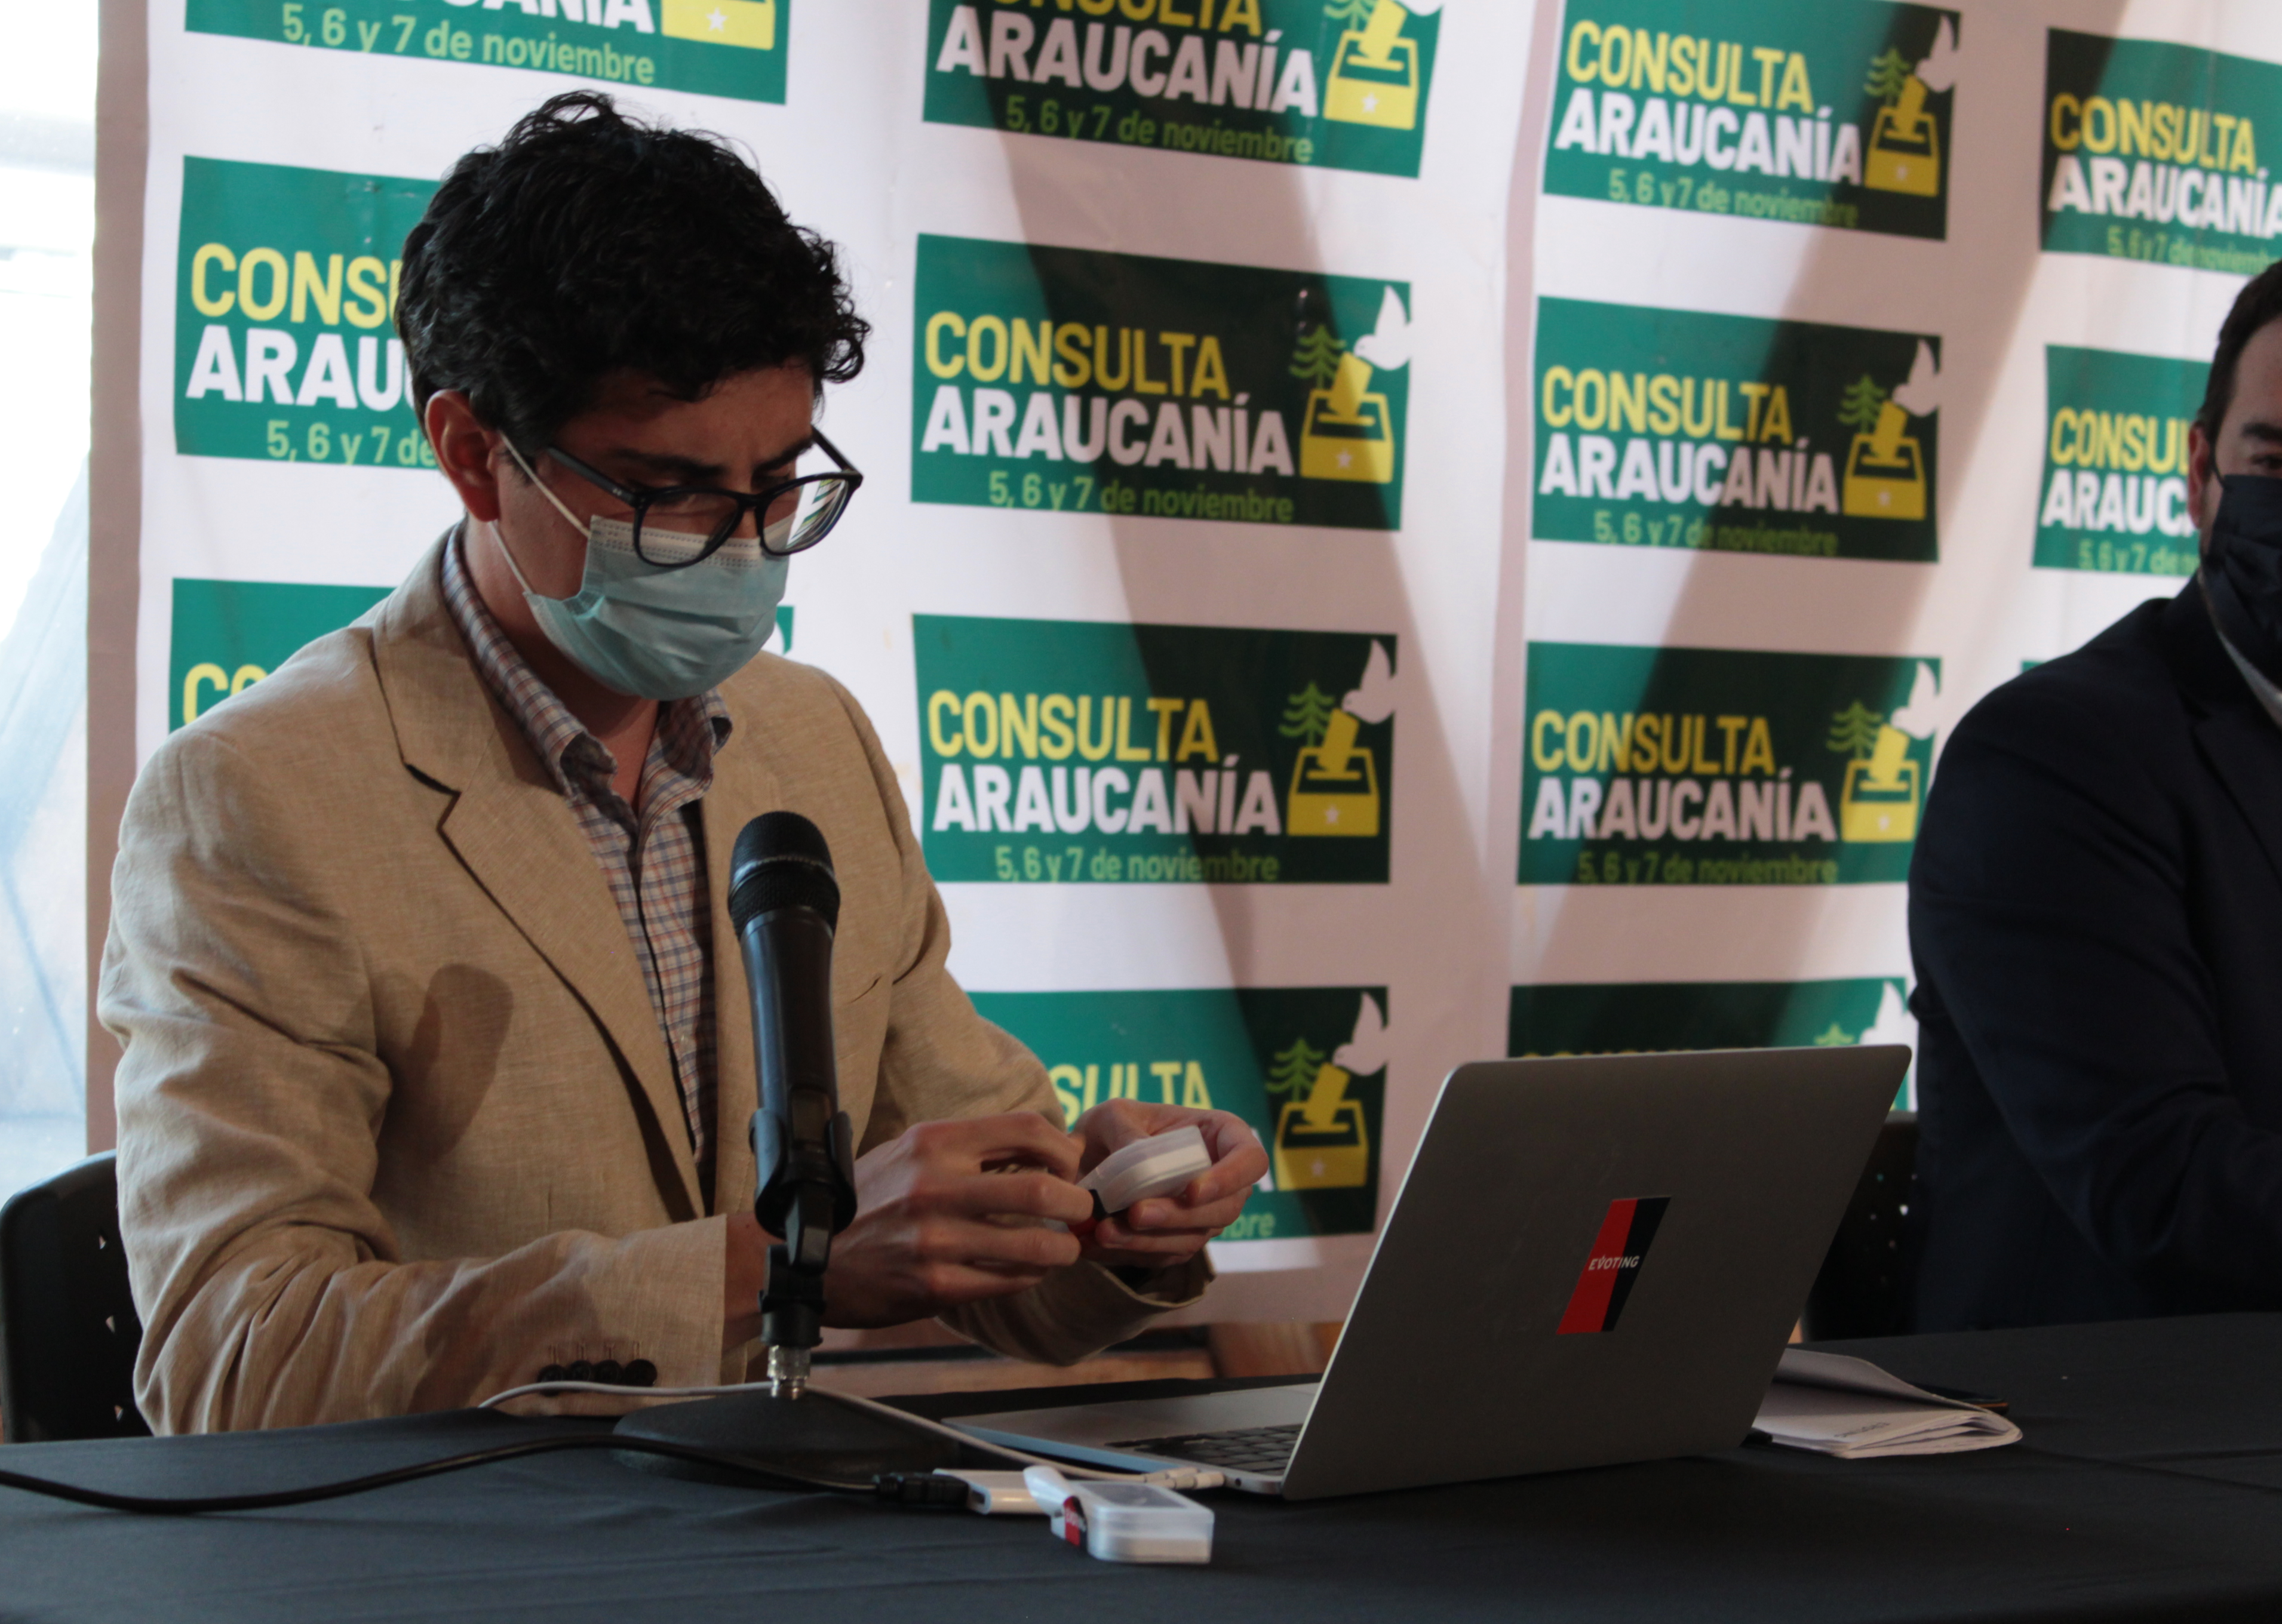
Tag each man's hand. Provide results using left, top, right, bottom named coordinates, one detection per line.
left=1071, top=1100, right=1268, bottom=1275
left=811, top=1112, right=1096, bottom=1330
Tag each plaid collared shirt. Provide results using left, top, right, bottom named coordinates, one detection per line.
left=443, top=531, right=732, bottom=1178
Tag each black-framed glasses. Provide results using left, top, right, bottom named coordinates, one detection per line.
left=544, top=429, right=863, bottom=568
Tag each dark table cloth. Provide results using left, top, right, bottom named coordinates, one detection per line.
left=6, top=1314, right=2282, bottom=1622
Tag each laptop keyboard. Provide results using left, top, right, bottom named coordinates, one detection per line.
left=1108, top=1422, right=1301, bottom=1475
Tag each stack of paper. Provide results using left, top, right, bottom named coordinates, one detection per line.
left=1753, top=1348, right=2022, bottom=1459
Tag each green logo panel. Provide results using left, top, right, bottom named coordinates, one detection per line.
left=1535, top=296, right=1940, bottom=564
left=913, top=234, right=1408, bottom=533
left=170, top=578, right=392, bottom=731
left=2041, top=29, right=2282, bottom=275
left=185, top=0, right=789, bottom=102
left=917, top=614, right=1395, bottom=885
left=1522, top=642, right=1940, bottom=887
left=923, top=0, right=1438, bottom=178
left=174, top=156, right=438, bottom=468
left=1544, top=0, right=1958, bottom=241
left=2035, top=345, right=2203, bottom=577
left=972, top=986, right=1388, bottom=1239
left=1510, top=977, right=1904, bottom=1054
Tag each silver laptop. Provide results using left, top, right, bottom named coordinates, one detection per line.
left=950, top=1047, right=1905, bottom=1500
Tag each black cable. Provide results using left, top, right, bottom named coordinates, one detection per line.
left=0, top=1432, right=880, bottom=1514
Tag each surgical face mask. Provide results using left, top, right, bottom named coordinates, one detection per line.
left=2205, top=474, right=2282, bottom=683
left=495, top=441, right=788, bottom=700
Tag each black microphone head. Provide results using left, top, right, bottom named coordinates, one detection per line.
left=729, top=811, right=840, bottom=931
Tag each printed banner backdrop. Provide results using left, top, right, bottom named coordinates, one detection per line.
left=125, top=0, right=1534, bottom=1321
left=114, top=1, right=2282, bottom=1327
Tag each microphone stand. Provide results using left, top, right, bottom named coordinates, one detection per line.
left=615, top=814, right=972, bottom=1485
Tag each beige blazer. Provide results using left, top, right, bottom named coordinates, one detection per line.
left=102, top=537, right=1205, bottom=1434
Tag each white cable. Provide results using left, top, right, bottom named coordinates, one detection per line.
left=477, top=1377, right=1226, bottom=1488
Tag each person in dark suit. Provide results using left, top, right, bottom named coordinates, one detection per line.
left=1911, top=263, right=2282, bottom=1330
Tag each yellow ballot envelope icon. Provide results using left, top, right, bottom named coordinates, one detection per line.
left=1841, top=724, right=1922, bottom=842
left=1866, top=76, right=1942, bottom=196
left=1325, top=0, right=1423, bottom=129
left=1274, top=1063, right=1371, bottom=1191
left=1302, top=353, right=1397, bottom=484
left=1288, top=709, right=1380, bottom=836
left=662, top=0, right=775, bottom=49
left=1842, top=400, right=1927, bottom=520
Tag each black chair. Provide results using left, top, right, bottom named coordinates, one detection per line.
left=1801, top=1111, right=1919, bottom=1342
left=0, top=1152, right=150, bottom=1441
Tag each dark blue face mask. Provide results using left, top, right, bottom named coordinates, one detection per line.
left=2204, top=474, right=2282, bottom=682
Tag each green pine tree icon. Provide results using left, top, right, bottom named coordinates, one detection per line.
left=1290, top=325, right=1347, bottom=390
left=1865, top=47, right=1912, bottom=104
left=1323, top=0, right=1374, bottom=23
left=1813, top=1023, right=1857, bottom=1046
left=1837, top=374, right=1890, bottom=433
left=1267, top=1037, right=1328, bottom=1100
left=1280, top=682, right=1339, bottom=745
left=1828, top=702, right=1886, bottom=759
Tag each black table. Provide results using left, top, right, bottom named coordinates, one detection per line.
left=7, top=1315, right=2282, bottom=1622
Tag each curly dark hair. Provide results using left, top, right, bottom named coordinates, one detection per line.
left=396, top=91, right=867, bottom=450
left=2200, top=257, right=2282, bottom=444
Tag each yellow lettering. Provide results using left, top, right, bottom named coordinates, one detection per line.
left=1740, top=716, right=1776, bottom=777
left=963, top=691, right=999, bottom=758
left=925, top=311, right=967, bottom=379
left=343, top=256, right=389, bottom=328
left=1117, top=696, right=1154, bottom=761
left=290, top=251, right=342, bottom=327
left=1148, top=696, right=1184, bottom=760
left=237, top=247, right=288, bottom=322
left=967, top=314, right=1009, bottom=382
left=927, top=690, right=965, bottom=755
left=1175, top=699, right=1218, bottom=762
left=1565, top=20, right=1600, bottom=84
left=1759, top=384, right=1791, bottom=444
left=1191, top=335, right=1229, bottom=399
left=1054, top=322, right=1093, bottom=389
left=182, top=662, right=229, bottom=724
left=1040, top=693, right=1076, bottom=759
left=191, top=243, right=237, bottom=317
left=1132, top=331, right=1166, bottom=395
left=1739, top=380, right=1769, bottom=441
left=999, top=691, right=1039, bottom=758
left=1541, top=365, right=1574, bottom=429
left=1161, top=332, right=1197, bottom=396
left=1531, top=710, right=1566, bottom=770
left=1011, top=318, right=1053, bottom=385
left=1775, top=51, right=1811, bottom=112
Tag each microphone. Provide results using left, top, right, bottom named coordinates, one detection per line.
left=613, top=812, right=968, bottom=1477
left=729, top=811, right=858, bottom=1385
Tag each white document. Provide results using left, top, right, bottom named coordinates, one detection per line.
left=1753, top=1348, right=2023, bottom=1460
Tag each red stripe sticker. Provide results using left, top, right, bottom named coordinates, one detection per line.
left=1556, top=1196, right=1670, bottom=1334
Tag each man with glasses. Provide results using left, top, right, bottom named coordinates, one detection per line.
left=102, top=93, right=1264, bottom=1434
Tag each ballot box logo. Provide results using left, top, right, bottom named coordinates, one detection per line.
left=2041, top=30, right=2282, bottom=276
left=913, top=235, right=1408, bottom=533
left=1544, top=0, right=1958, bottom=241
left=923, top=0, right=1442, bottom=179
left=1556, top=1196, right=1670, bottom=1334
left=183, top=0, right=789, bottom=103
left=168, top=578, right=392, bottom=731
left=1534, top=297, right=1942, bottom=564
left=970, top=986, right=1389, bottom=1239
left=2034, top=345, right=2204, bottom=577
left=173, top=156, right=438, bottom=468
left=917, top=614, right=1395, bottom=885
left=1521, top=643, right=1940, bottom=886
